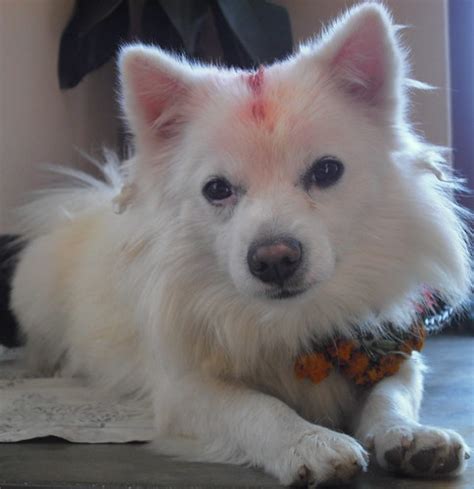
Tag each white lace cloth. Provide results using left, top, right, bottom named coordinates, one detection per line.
left=0, top=347, right=154, bottom=443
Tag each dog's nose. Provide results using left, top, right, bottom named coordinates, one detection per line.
left=247, top=237, right=302, bottom=284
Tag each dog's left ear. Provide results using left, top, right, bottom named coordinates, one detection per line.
left=305, top=4, right=404, bottom=115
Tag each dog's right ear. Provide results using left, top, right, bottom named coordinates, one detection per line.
left=119, top=45, right=195, bottom=142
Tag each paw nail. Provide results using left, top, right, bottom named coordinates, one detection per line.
left=365, top=435, right=375, bottom=449
left=400, top=435, right=413, bottom=449
left=298, top=464, right=310, bottom=480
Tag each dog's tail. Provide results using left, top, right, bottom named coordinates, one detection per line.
left=14, top=149, right=125, bottom=240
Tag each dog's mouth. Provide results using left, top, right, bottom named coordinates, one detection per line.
left=265, top=287, right=309, bottom=300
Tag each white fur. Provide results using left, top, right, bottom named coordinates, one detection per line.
left=10, top=3, right=471, bottom=485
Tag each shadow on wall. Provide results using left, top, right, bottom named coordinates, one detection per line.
left=449, top=0, right=474, bottom=211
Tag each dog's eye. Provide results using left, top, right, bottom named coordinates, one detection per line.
left=304, top=157, right=344, bottom=189
left=203, top=178, right=233, bottom=202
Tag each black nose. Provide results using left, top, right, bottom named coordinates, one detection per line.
left=247, top=237, right=303, bottom=285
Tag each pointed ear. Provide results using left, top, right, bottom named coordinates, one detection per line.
left=312, top=4, right=404, bottom=112
left=119, top=45, right=194, bottom=141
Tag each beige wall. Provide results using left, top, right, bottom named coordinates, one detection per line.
left=277, top=0, right=451, bottom=148
left=0, top=0, right=118, bottom=233
left=0, top=0, right=451, bottom=233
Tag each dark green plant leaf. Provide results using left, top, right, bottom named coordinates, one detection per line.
left=141, top=0, right=185, bottom=52
left=191, top=5, right=224, bottom=63
left=216, top=0, right=293, bottom=66
left=211, top=1, right=253, bottom=68
left=70, top=0, right=124, bottom=34
left=59, top=0, right=293, bottom=87
left=158, top=0, right=209, bottom=55
left=58, top=0, right=129, bottom=89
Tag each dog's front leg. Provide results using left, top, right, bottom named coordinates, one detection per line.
left=155, top=373, right=368, bottom=486
left=355, top=353, right=470, bottom=476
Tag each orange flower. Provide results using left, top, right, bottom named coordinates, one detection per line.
left=379, top=354, right=404, bottom=376
left=339, top=341, right=356, bottom=363
left=295, top=353, right=332, bottom=383
left=354, top=355, right=405, bottom=385
left=344, top=351, right=370, bottom=379
left=401, top=329, right=426, bottom=354
left=328, top=340, right=355, bottom=364
left=412, top=325, right=426, bottom=351
left=369, top=367, right=387, bottom=383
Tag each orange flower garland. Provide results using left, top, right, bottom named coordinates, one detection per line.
left=294, top=322, right=426, bottom=387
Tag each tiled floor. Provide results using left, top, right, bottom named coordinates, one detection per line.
left=0, top=335, right=473, bottom=488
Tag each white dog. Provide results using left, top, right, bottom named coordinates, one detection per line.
left=10, top=3, right=471, bottom=486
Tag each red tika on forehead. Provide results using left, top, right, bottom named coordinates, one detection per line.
left=243, top=66, right=271, bottom=127
left=246, top=66, right=265, bottom=96
left=251, top=100, right=266, bottom=123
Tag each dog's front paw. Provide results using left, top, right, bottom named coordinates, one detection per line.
left=368, top=423, right=470, bottom=477
left=271, top=428, right=368, bottom=487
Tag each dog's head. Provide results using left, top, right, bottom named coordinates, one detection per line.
left=118, top=4, right=470, bottom=341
